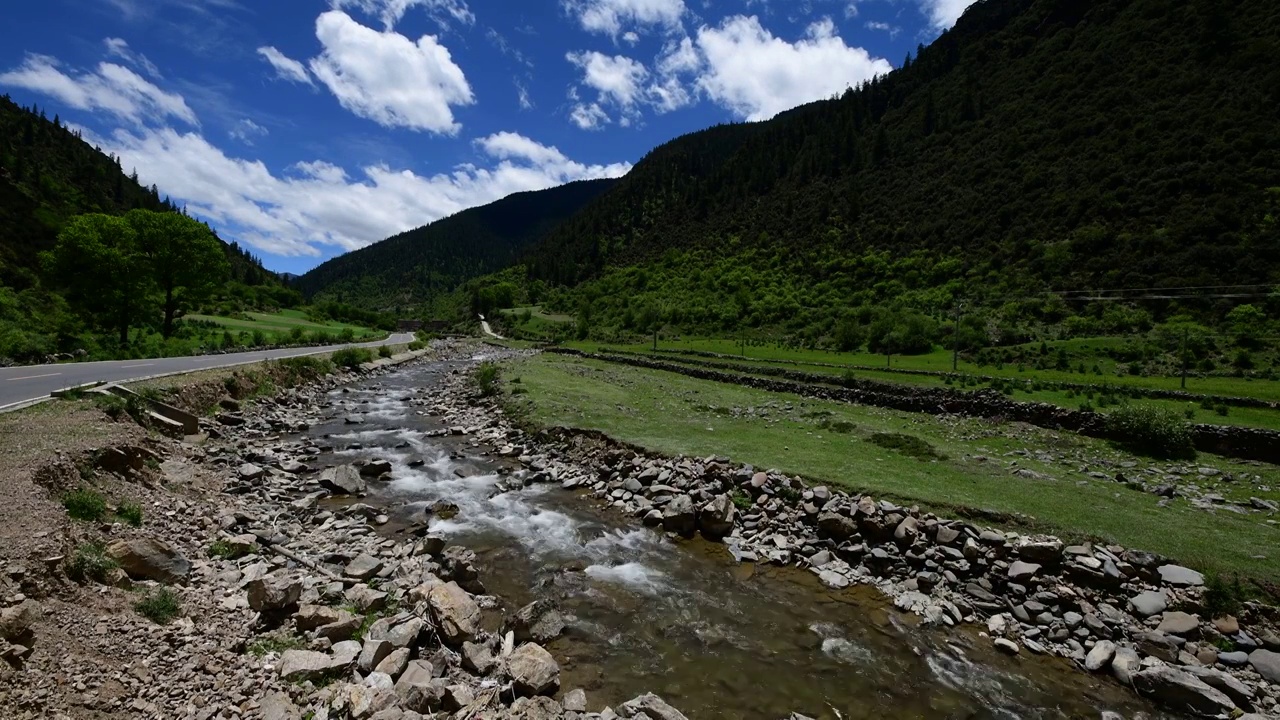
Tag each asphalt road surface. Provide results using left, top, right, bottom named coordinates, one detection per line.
left=0, top=332, right=416, bottom=413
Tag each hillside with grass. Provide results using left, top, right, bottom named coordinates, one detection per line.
left=463, top=0, right=1279, bottom=360
left=295, top=178, right=618, bottom=313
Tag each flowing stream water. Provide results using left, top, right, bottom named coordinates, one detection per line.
left=304, top=359, right=1175, bottom=720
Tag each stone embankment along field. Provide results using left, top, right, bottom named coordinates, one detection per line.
left=551, top=349, right=1280, bottom=463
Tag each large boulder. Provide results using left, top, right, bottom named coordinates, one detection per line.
left=1084, top=640, right=1115, bottom=672
left=617, top=693, right=689, bottom=720
left=344, top=553, right=384, bottom=581
left=1157, top=564, right=1205, bottom=587
left=320, top=465, right=366, bottom=496
left=697, top=495, right=736, bottom=540
left=106, top=538, right=190, bottom=583
left=1131, top=666, right=1236, bottom=717
left=507, top=600, right=566, bottom=644
left=1180, top=666, right=1255, bottom=710
left=426, top=582, right=480, bottom=645
left=295, top=604, right=343, bottom=631
left=247, top=573, right=302, bottom=612
left=1129, top=590, right=1168, bottom=617
left=462, top=640, right=497, bottom=675
left=0, top=600, right=41, bottom=643
left=508, top=643, right=560, bottom=697
left=277, top=650, right=339, bottom=682
left=1249, top=649, right=1280, bottom=683
left=662, top=495, right=696, bottom=537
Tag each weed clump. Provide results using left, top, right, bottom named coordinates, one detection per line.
left=331, top=347, right=373, bottom=369
left=116, top=501, right=144, bottom=527
left=134, top=587, right=182, bottom=624
left=474, top=362, right=500, bottom=397
left=247, top=632, right=306, bottom=657
left=66, top=543, right=118, bottom=583
left=208, top=539, right=254, bottom=560
left=1103, top=404, right=1194, bottom=459
left=868, top=432, right=946, bottom=461
left=63, top=488, right=107, bottom=521
left=378, top=345, right=393, bottom=359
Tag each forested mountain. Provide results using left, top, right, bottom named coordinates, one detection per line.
left=0, top=95, right=296, bottom=361
left=497, top=0, right=1279, bottom=342
left=295, top=178, right=617, bottom=312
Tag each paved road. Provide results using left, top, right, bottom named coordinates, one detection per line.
left=0, top=332, right=416, bottom=412
left=477, top=314, right=505, bottom=340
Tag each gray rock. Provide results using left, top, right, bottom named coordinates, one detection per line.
left=1156, top=611, right=1200, bottom=637
left=238, top=463, right=265, bottom=481
left=426, top=582, right=480, bottom=645
left=617, top=693, right=689, bottom=720
left=508, top=600, right=566, bottom=644
left=1180, top=666, right=1254, bottom=710
left=563, top=688, right=588, bottom=712
left=0, top=600, right=41, bottom=642
left=295, top=604, right=343, bottom=632
left=247, top=573, right=302, bottom=612
left=375, top=648, right=411, bottom=678
left=1249, top=648, right=1280, bottom=683
left=105, top=538, right=190, bottom=583
left=461, top=640, right=496, bottom=675
left=1157, top=564, right=1205, bottom=587
left=259, top=691, right=301, bottom=720
left=1084, top=640, right=1116, bottom=672
left=935, top=526, right=961, bottom=544
left=320, top=464, right=366, bottom=495
left=698, top=494, right=736, bottom=540
left=277, top=650, right=338, bottom=682
left=1110, top=646, right=1141, bottom=685
left=1217, top=651, right=1248, bottom=667
left=345, top=584, right=389, bottom=614
left=344, top=554, right=385, bottom=581
left=662, top=494, right=696, bottom=537
left=1129, top=590, right=1168, bottom=617
left=1131, top=666, right=1235, bottom=717
left=394, top=661, right=441, bottom=714
left=816, top=512, right=857, bottom=541
left=1007, top=561, right=1041, bottom=581
left=359, top=639, right=393, bottom=673
left=994, top=638, right=1020, bottom=655
left=508, top=642, right=560, bottom=696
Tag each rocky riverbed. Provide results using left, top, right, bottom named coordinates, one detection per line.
left=1, top=340, right=1277, bottom=719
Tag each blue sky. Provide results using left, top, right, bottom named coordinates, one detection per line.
left=1, top=0, right=975, bottom=274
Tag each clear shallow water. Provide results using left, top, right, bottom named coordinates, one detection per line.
left=305, top=361, right=1174, bottom=720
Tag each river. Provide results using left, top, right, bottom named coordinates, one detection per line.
left=303, top=358, right=1173, bottom=719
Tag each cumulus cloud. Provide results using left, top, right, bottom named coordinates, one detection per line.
left=257, top=47, right=314, bottom=86
left=0, top=54, right=197, bottom=126
left=103, top=38, right=161, bottom=78
left=330, top=0, right=474, bottom=31
left=92, top=125, right=629, bottom=256
left=694, top=16, right=891, bottom=121
left=569, top=102, right=610, bottom=130
left=309, top=10, right=474, bottom=134
left=864, top=20, right=900, bottom=38
left=563, top=0, right=685, bottom=37
left=919, top=0, right=977, bottom=30
left=567, top=51, right=648, bottom=110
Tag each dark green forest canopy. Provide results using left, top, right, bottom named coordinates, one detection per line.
left=295, top=178, right=617, bottom=312
left=517, top=0, right=1279, bottom=316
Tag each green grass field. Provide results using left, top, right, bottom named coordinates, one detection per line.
left=185, top=309, right=380, bottom=341
left=502, top=353, right=1280, bottom=581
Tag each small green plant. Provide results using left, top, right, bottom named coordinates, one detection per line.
left=66, top=542, right=118, bottom=583
left=116, top=502, right=144, bottom=527
left=474, top=362, right=500, bottom=397
left=378, top=345, right=394, bottom=358
left=407, top=340, right=426, bottom=351
left=1103, top=404, right=1194, bottom=459
left=247, top=632, right=306, bottom=657
left=331, top=347, right=374, bottom=369
left=1214, top=404, right=1229, bottom=417
left=731, top=491, right=754, bottom=510
left=208, top=539, right=253, bottom=560
left=63, top=488, right=108, bottom=521
left=134, top=587, right=182, bottom=624
left=1203, top=572, right=1246, bottom=618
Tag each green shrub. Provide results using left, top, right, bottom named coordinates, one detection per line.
left=116, top=502, right=143, bottom=527
left=247, top=632, right=306, bottom=657
left=730, top=490, right=754, bottom=510
left=63, top=488, right=107, bottom=521
left=134, top=587, right=182, bottom=624
left=474, top=362, right=500, bottom=397
left=331, top=347, right=373, bottom=369
left=208, top=539, right=254, bottom=560
left=1103, top=404, right=1194, bottom=458
left=378, top=345, right=393, bottom=358
left=1214, top=404, right=1230, bottom=417
left=407, top=340, right=426, bottom=351
left=1203, top=572, right=1246, bottom=618
left=868, top=432, right=946, bottom=461
left=66, top=543, right=118, bottom=583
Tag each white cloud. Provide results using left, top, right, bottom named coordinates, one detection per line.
left=309, top=11, right=474, bottom=134
left=566, top=51, right=648, bottom=110
left=0, top=54, right=197, bottom=126
left=515, top=79, right=533, bottom=109
left=330, top=0, right=474, bottom=31
left=103, top=38, right=161, bottom=78
left=257, top=46, right=314, bottom=86
left=919, top=0, right=977, bottom=30
left=229, top=118, right=268, bottom=145
left=93, top=126, right=629, bottom=256
left=864, top=20, right=900, bottom=39
left=694, top=15, right=891, bottom=121
left=569, top=102, right=610, bottom=130
left=563, top=0, right=685, bottom=37
left=622, top=31, right=640, bottom=45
